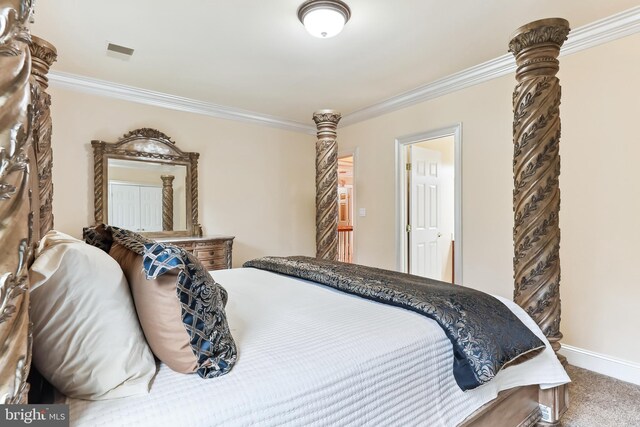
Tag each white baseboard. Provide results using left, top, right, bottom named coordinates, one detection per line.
left=559, top=344, right=640, bottom=386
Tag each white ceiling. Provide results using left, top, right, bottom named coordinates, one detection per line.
left=32, top=1, right=638, bottom=126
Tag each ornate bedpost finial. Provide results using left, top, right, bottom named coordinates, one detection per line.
left=509, top=18, right=570, bottom=80
left=313, top=110, right=342, bottom=139
left=313, top=110, right=342, bottom=261
left=510, top=18, right=570, bottom=366
left=30, top=35, right=57, bottom=89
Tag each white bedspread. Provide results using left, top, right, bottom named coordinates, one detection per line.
left=66, top=268, right=569, bottom=427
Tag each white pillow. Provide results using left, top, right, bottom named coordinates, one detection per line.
left=29, top=231, right=157, bottom=400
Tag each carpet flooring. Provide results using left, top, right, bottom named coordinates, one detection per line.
left=562, top=365, right=640, bottom=426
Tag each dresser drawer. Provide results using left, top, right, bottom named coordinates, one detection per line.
left=171, top=241, right=195, bottom=251
left=195, top=241, right=219, bottom=248
left=157, top=236, right=234, bottom=270
left=200, top=258, right=229, bottom=271
left=193, top=246, right=226, bottom=259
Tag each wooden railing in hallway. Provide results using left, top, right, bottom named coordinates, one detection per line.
left=338, top=226, right=353, bottom=263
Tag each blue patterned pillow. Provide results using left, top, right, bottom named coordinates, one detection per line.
left=84, top=225, right=237, bottom=378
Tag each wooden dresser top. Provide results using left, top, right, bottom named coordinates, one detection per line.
left=155, top=235, right=235, bottom=243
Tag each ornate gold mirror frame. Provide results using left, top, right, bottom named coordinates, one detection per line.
left=91, top=128, right=201, bottom=237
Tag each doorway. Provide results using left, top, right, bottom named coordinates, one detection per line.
left=338, top=153, right=355, bottom=263
left=395, top=124, right=462, bottom=284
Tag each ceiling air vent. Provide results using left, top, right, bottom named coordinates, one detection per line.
left=107, top=43, right=134, bottom=56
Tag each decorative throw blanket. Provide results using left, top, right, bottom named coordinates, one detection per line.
left=243, top=256, right=545, bottom=391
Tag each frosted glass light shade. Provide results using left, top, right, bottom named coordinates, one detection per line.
left=303, top=8, right=346, bottom=38
left=298, top=0, right=351, bottom=39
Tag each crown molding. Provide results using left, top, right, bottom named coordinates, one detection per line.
left=561, top=6, right=640, bottom=56
left=48, top=71, right=317, bottom=135
left=340, top=6, right=640, bottom=127
left=46, top=7, right=639, bottom=133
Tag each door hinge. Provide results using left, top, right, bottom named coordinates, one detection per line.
left=406, top=224, right=412, bottom=233
left=406, top=163, right=412, bottom=171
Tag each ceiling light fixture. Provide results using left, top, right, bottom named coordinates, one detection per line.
left=297, top=0, right=351, bottom=39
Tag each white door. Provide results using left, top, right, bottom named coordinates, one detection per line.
left=409, top=146, right=442, bottom=280
left=140, top=186, right=163, bottom=232
left=109, top=183, right=162, bottom=232
left=110, top=183, right=141, bottom=231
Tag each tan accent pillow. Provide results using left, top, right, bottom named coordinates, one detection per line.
left=28, top=231, right=156, bottom=400
left=110, top=243, right=198, bottom=373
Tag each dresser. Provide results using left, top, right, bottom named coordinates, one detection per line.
left=156, top=235, right=235, bottom=270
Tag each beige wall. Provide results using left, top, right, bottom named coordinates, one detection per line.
left=49, top=88, right=316, bottom=267
left=339, top=34, right=640, bottom=363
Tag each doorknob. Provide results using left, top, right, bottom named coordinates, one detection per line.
left=437, top=232, right=442, bottom=238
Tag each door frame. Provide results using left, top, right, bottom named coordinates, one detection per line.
left=338, top=147, right=358, bottom=263
left=395, top=123, right=462, bottom=284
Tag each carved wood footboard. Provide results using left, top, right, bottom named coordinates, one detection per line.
left=461, top=384, right=568, bottom=427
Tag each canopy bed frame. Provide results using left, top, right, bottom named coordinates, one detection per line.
left=0, top=0, right=57, bottom=404
left=0, top=2, right=569, bottom=425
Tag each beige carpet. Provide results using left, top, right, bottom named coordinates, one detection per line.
left=562, top=365, right=640, bottom=426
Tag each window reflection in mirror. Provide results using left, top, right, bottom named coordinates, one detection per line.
left=107, top=159, right=187, bottom=232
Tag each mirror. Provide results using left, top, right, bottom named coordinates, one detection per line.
left=108, top=159, right=187, bottom=232
left=92, top=128, right=201, bottom=237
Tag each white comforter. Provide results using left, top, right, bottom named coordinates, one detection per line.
left=67, top=268, right=569, bottom=427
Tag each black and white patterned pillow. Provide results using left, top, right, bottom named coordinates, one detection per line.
left=82, top=224, right=113, bottom=253
left=84, top=225, right=237, bottom=377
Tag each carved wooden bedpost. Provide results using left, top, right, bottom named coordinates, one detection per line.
left=30, top=35, right=58, bottom=237
left=161, top=175, right=175, bottom=231
left=509, top=19, right=570, bottom=365
left=0, top=0, right=35, bottom=404
left=313, top=110, right=341, bottom=260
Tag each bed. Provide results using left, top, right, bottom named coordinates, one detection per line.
left=0, top=2, right=571, bottom=426
left=64, top=268, right=568, bottom=427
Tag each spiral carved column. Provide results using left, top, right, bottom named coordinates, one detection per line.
left=92, top=141, right=105, bottom=224
left=0, top=0, right=35, bottom=404
left=509, top=19, right=570, bottom=363
left=313, top=110, right=341, bottom=260
left=161, top=175, right=175, bottom=231
left=30, top=35, right=57, bottom=237
left=189, top=153, right=202, bottom=237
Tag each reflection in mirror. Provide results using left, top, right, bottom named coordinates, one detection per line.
left=107, top=159, right=187, bottom=232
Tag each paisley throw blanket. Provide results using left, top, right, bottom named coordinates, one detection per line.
left=243, top=256, right=545, bottom=391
